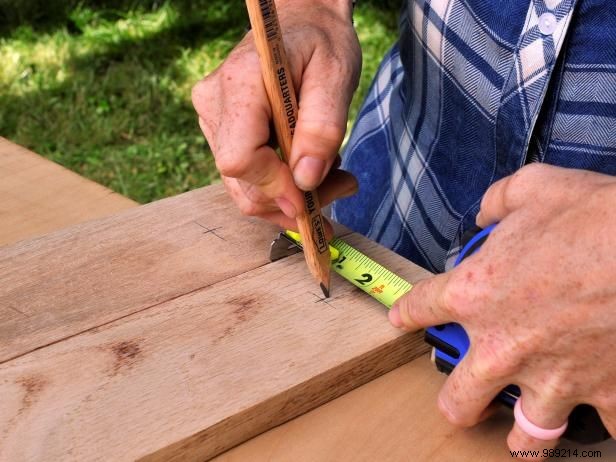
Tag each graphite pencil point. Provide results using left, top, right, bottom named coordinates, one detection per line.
left=320, top=282, right=330, bottom=299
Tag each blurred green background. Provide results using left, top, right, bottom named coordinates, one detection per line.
left=0, top=0, right=399, bottom=203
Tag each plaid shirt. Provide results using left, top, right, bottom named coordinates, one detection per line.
left=333, top=0, right=616, bottom=273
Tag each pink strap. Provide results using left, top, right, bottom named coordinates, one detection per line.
left=514, top=398, right=568, bottom=441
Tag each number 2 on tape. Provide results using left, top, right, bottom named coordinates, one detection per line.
left=326, top=237, right=412, bottom=309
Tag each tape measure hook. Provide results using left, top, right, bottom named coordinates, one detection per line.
left=269, top=232, right=302, bottom=262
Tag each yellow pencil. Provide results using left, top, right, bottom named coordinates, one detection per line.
left=246, top=0, right=332, bottom=297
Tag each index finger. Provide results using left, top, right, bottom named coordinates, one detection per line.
left=389, top=271, right=455, bottom=331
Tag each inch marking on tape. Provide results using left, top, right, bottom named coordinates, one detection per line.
left=275, top=231, right=412, bottom=308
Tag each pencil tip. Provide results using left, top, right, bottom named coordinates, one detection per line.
left=320, top=282, right=330, bottom=299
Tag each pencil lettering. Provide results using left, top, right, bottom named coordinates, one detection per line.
left=305, top=191, right=316, bottom=214
left=277, top=67, right=296, bottom=130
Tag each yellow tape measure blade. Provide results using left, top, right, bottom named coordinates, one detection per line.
left=329, top=238, right=412, bottom=308
left=283, top=230, right=412, bottom=309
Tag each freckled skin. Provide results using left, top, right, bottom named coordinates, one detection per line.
left=394, top=165, right=616, bottom=459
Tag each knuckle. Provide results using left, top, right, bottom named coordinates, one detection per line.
left=252, top=162, right=279, bottom=189
left=501, top=181, right=520, bottom=214
left=215, top=152, right=248, bottom=179
left=442, top=266, right=498, bottom=321
left=473, top=342, right=516, bottom=381
left=440, top=276, right=470, bottom=320
left=504, top=164, right=545, bottom=206
left=305, top=119, right=346, bottom=145
left=518, top=162, right=548, bottom=178
left=236, top=199, right=260, bottom=217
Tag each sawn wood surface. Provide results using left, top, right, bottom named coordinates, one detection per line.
left=2, top=138, right=614, bottom=461
left=0, top=182, right=431, bottom=461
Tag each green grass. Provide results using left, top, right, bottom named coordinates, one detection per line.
left=0, top=1, right=399, bottom=203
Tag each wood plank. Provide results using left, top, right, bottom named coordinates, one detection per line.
left=0, top=184, right=284, bottom=362
left=0, top=231, right=431, bottom=461
left=0, top=137, right=137, bottom=247
left=3, top=140, right=613, bottom=462
left=214, top=356, right=510, bottom=462
left=214, top=355, right=616, bottom=461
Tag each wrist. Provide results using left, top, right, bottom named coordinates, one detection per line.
left=276, top=0, right=354, bottom=23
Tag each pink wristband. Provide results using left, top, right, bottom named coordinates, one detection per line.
left=514, top=398, right=568, bottom=441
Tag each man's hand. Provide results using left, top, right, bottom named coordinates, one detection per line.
left=192, top=0, right=361, bottom=231
left=389, top=164, right=616, bottom=459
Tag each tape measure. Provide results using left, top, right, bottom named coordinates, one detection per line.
left=273, top=227, right=610, bottom=444
left=270, top=230, right=412, bottom=308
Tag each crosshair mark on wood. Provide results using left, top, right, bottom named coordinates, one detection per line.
left=310, top=292, right=336, bottom=309
left=194, top=221, right=226, bottom=241
left=0, top=180, right=439, bottom=461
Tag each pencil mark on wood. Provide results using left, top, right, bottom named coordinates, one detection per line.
left=108, top=340, right=142, bottom=377
left=310, top=292, right=336, bottom=308
left=193, top=221, right=226, bottom=241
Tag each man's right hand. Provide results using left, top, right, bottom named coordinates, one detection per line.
left=192, top=0, right=361, bottom=231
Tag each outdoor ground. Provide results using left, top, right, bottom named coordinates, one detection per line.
left=0, top=0, right=399, bottom=203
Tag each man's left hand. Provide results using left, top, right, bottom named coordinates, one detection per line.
left=388, top=164, right=616, bottom=459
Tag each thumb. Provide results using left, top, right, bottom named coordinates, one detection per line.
left=290, top=52, right=356, bottom=191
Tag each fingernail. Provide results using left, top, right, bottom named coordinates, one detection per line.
left=476, top=211, right=483, bottom=224
left=275, top=197, right=297, bottom=219
left=388, top=305, right=403, bottom=328
left=294, top=157, right=325, bottom=190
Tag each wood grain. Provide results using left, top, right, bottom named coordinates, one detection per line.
left=0, top=137, right=136, bottom=247
left=4, top=140, right=612, bottom=461
left=0, top=230, right=431, bottom=461
left=214, top=357, right=616, bottom=462
left=0, top=184, right=281, bottom=362
left=214, top=357, right=511, bottom=462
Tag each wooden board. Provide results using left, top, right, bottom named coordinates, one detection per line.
left=0, top=184, right=286, bottom=362
left=5, top=140, right=612, bottom=461
left=0, top=137, right=137, bottom=247
left=214, top=356, right=511, bottom=462
left=214, top=356, right=616, bottom=461
left=0, top=184, right=432, bottom=461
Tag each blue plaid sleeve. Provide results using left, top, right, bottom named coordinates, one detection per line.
left=333, top=0, right=616, bottom=273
